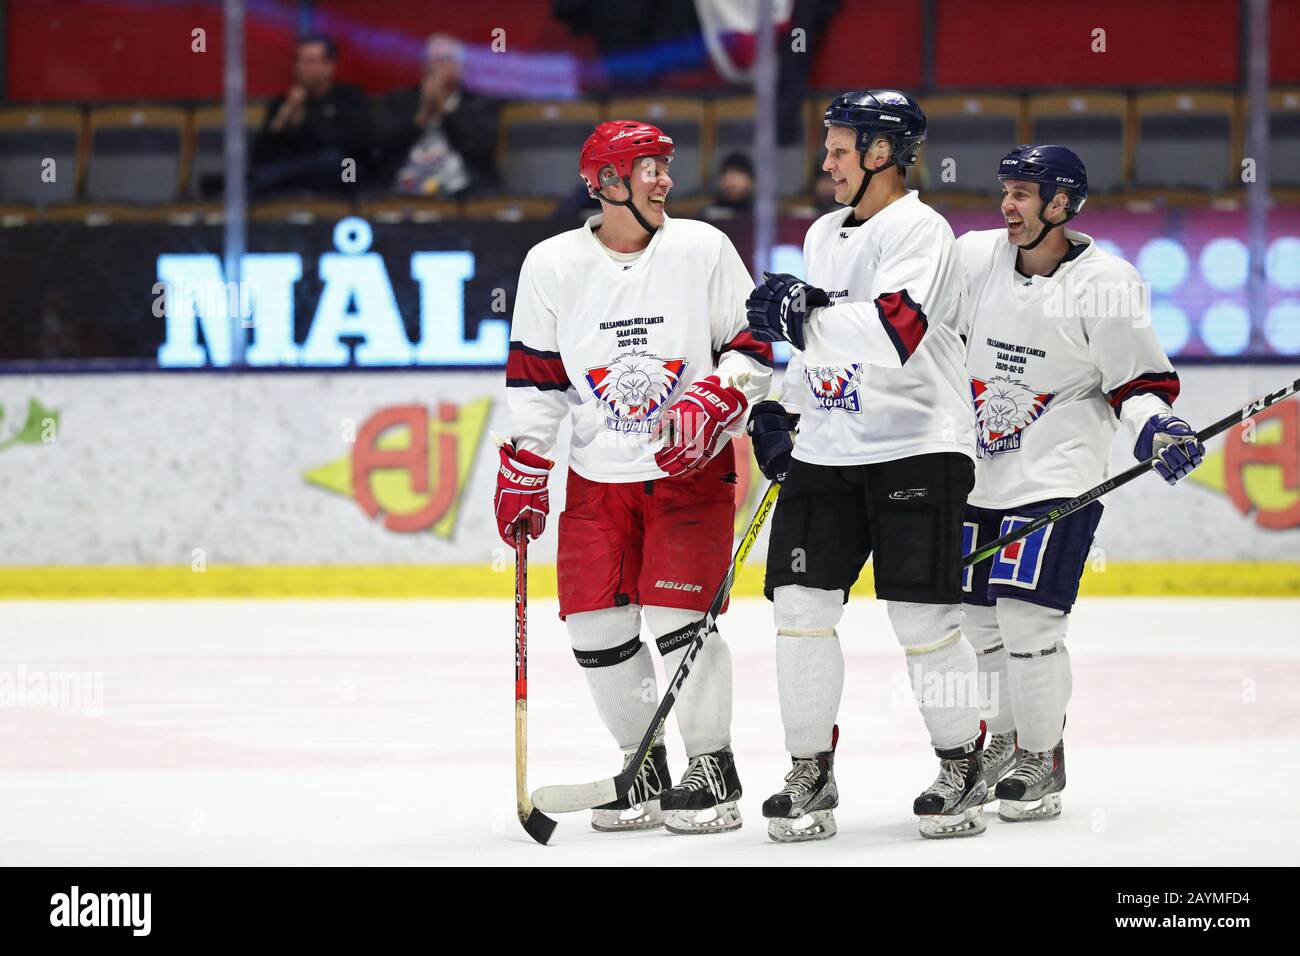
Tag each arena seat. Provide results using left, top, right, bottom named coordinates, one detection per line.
left=191, top=102, right=266, bottom=198
left=462, top=197, right=558, bottom=221
left=86, top=106, right=188, bottom=203
left=1270, top=88, right=1300, bottom=192
left=1133, top=91, right=1237, bottom=193
left=1027, top=92, right=1129, bottom=196
left=919, top=95, right=1024, bottom=197
left=605, top=97, right=706, bottom=196
left=357, top=196, right=462, bottom=223
left=248, top=197, right=354, bottom=224
left=499, top=101, right=600, bottom=197
left=0, top=107, right=84, bottom=204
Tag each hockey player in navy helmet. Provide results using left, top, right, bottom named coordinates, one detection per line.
left=745, top=90, right=987, bottom=842
left=957, top=145, right=1203, bottom=821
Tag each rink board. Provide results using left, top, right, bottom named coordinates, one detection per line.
left=1, top=364, right=1298, bottom=596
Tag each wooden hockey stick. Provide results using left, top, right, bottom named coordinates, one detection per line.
left=531, top=480, right=781, bottom=815
left=964, top=376, right=1300, bottom=568
left=514, top=527, right=556, bottom=845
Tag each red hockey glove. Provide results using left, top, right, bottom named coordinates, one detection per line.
left=653, top=375, right=748, bottom=477
left=495, top=444, right=553, bottom=545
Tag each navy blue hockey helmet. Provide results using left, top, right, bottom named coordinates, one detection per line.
left=997, top=144, right=1088, bottom=248
left=999, top=144, right=1088, bottom=211
left=824, top=89, right=927, bottom=205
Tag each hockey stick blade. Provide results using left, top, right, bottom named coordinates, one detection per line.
left=532, top=777, right=619, bottom=814
left=531, top=481, right=781, bottom=815
left=519, top=806, right=557, bottom=845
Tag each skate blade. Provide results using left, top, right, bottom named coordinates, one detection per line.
left=918, top=805, right=986, bottom=839
left=766, top=810, right=837, bottom=843
left=664, top=802, right=742, bottom=835
left=591, top=799, right=664, bottom=832
left=998, top=792, right=1062, bottom=822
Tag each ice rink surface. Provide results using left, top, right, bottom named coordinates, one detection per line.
left=1, top=597, right=1297, bottom=866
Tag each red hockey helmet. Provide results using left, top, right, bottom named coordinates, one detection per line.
left=578, top=120, right=675, bottom=197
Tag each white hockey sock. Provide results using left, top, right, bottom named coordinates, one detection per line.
left=888, top=601, right=980, bottom=750
left=996, top=599, right=1071, bottom=753
left=566, top=605, right=659, bottom=752
left=962, top=603, right=1015, bottom=734
left=646, top=606, right=732, bottom=758
left=774, top=585, right=845, bottom=756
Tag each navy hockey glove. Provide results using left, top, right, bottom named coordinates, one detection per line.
left=1134, top=413, right=1204, bottom=485
left=745, top=272, right=830, bottom=351
left=746, top=400, right=800, bottom=482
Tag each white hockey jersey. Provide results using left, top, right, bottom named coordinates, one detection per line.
left=506, top=214, right=773, bottom=483
left=783, top=190, right=976, bottom=466
left=957, top=227, right=1181, bottom=509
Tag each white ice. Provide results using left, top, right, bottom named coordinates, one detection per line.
left=1, top=597, right=1297, bottom=865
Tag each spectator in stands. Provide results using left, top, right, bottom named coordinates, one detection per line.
left=251, top=35, right=372, bottom=196
left=375, top=34, right=501, bottom=197
left=703, top=152, right=755, bottom=218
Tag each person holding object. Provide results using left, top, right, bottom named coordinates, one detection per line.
left=955, top=144, right=1204, bottom=822
left=495, top=120, right=772, bottom=835
left=745, top=90, right=985, bottom=843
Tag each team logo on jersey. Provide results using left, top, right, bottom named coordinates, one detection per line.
left=586, top=349, right=686, bottom=432
left=804, top=363, right=863, bottom=413
left=971, top=375, right=1055, bottom=457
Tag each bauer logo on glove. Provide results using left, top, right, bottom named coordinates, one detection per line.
left=494, top=442, right=554, bottom=544
left=654, top=375, right=748, bottom=477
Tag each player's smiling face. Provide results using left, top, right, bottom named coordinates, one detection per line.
left=1000, top=179, right=1067, bottom=246
left=823, top=127, right=864, bottom=205
left=630, top=155, right=672, bottom=225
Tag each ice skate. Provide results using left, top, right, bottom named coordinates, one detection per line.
left=591, top=744, right=671, bottom=832
left=763, top=728, right=839, bottom=843
left=977, top=721, right=1020, bottom=802
left=660, top=747, right=742, bottom=834
left=913, top=738, right=987, bottom=838
left=996, top=738, right=1065, bottom=822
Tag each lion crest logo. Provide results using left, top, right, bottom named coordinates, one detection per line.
left=804, top=362, right=863, bottom=413
left=971, top=375, right=1055, bottom=457
left=586, top=349, right=686, bottom=424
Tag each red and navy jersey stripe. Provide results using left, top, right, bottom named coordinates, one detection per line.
left=874, top=290, right=928, bottom=365
left=506, top=341, right=572, bottom=391
left=1108, top=371, right=1180, bottom=413
left=716, top=329, right=774, bottom=368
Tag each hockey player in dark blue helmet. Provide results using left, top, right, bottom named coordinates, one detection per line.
left=745, top=90, right=989, bottom=843
left=997, top=143, right=1088, bottom=252
left=956, top=147, right=1203, bottom=822
left=821, top=88, right=927, bottom=209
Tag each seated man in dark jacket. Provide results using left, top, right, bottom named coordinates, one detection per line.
left=251, top=34, right=372, bottom=195
left=374, top=34, right=500, bottom=197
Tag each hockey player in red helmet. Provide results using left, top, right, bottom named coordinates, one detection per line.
left=495, top=120, right=773, bottom=833
left=578, top=120, right=676, bottom=235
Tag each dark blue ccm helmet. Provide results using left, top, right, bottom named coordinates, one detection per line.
left=824, top=89, right=927, bottom=206
left=998, top=144, right=1088, bottom=249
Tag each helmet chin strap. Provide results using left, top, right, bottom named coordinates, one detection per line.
left=593, top=174, right=659, bottom=237
left=845, top=141, right=902, bottom=211
left=1019, top=198, right=1077, bottom=252
left=846, top=149, right=879, bottom=209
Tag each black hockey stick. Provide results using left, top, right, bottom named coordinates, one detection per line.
left=514, top=527, right=557, bottom=845
left=964, top=376, right=1300, bottom=568
left=531, top=480, right=781, bottom=814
